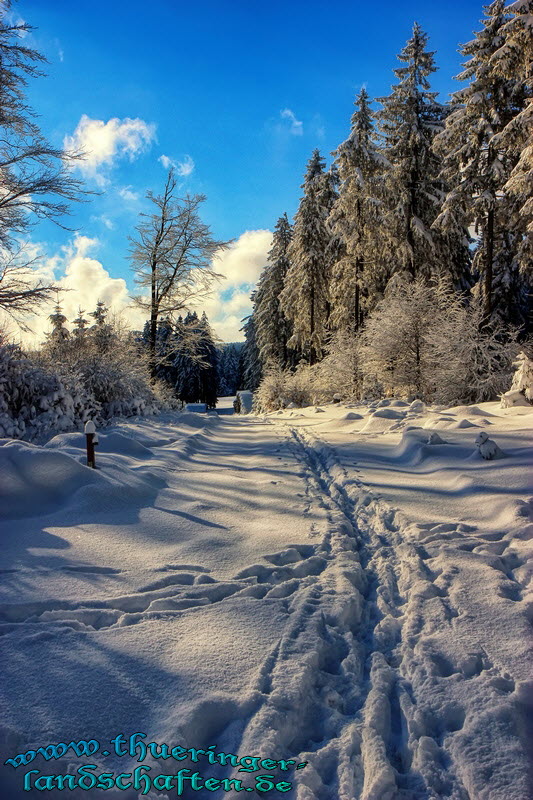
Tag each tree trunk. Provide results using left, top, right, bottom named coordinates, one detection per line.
left=310, top=284, right=316, bottom=366
left=149, top=262, right=158, bottom=378
left=483, top=208, right=494, bottom=326
left=403, top=167, right=420, bottom=278
left=355, top=258, right=362, bottom=332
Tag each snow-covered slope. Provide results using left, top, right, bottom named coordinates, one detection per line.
left=0, top=402, right=531, bottom=799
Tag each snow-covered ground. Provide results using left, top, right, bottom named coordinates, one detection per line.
left=0, top=399, right=531, bottom=799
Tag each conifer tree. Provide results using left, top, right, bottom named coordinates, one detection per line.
left=255, top=213, right=293, bottom=370
left=329, top=88, right=388, bottom=330
left=154, top=317, right=178, bottom=386
left=434, top=1, right=529, bottom=325
left=47, top=302, right=69, bottom=349
left=72, top=308, right=89, bottom=338
left=173, top=311, right=218, bottom=406
left=240, top=311, right=262, bottom=391
left=197, top=312, right=218, bottom=408
left=377, top=24, right=467, bottom=285
left=89, top=301, right=115, bottom=353
left=279, top=150, right=334, bottom=364
left=217, top=343, right=242, bottom=396
left=489, top=0, right=533, bottom=284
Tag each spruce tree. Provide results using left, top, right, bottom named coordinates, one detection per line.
left=173, top=311, right=218, bottom=406
left=174, top=312, right=201, bottom=403
left=197, top=312, right=218, bottom=408
left=89, top=301, right=115, bottom=353
left=217, top=343, right=243, bottom=396
left=154, top=317, right=178, bottom=386
left=489, top=0, right=533, bottom=286
left=72, top=308, right=90, bottom=338
left=329, top=88, right=388, bottom=331
left=377, top=24, right=466, bottom=284
left=255, top=213, right=293, bottom=370
left=240, top=310, right=262, bottom=391
left=47, top=302, right=69, bottom=352
left=434, top=1, right=529, bottom=326
left=279, top=150, right=334, bottom=364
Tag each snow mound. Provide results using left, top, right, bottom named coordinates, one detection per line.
left=175, top=412, right=214, bottom=429
left=341, top=411, right=363, bottom=420
left=0, top=440, right=99, bottom=519
left=372, top=408, right=405, bottom=420
left=360, top=408, right=406, bottom=432
left=466, top=406, right=497, bottom=417
left=378, top=399, right=409, bottom=408
left=44, top=432, right=84, bottom=450
left=455, top=418, right=479, bottom=428
left=92, top=432, right=153, bottom=458
left=391, top=427, right=450, bottom=465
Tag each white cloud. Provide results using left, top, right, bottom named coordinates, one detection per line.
left=159, top=154, right=173, bottom=170
left=158, top=153, right=195, bottom=177
left=211, top=230, right=272, bottom=288
left=55, top=38, right=64, bottom=62
left=177, top=155, right=195, bottom=177
left=118, top=186, right=140, bottom=202
left=197, top=230, right=273, bottom=341
left=280, top=108, right=303, bottom=136
left=12, top=236, right=146, bottom=347
left=91, top=214, right=114, bottom=230
left=209, top=315, right=248, bottom=343
left=64, top=115, right=156, bottom=185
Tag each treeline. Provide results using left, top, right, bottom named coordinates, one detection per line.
left=242, top=3, right=532, bottom=409
left=146, top=312, right=243, bottom=408
left=0, top=299, right=246, bottom=439
left=0, top=301, right=167, bottom=440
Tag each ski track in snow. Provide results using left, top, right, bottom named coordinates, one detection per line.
left=264, top=424, right=532, bottom=800
left=0, top=404, right=531, bottom=799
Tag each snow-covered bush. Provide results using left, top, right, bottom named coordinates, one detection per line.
left=254, top=365, right=315, bottom=411
left=312, top=331, right=364, bottom=403
left=475, top=431, right=505, bottom=460
left=426, top=294, right=518, bottom=405
left=0, top=342, right=91, bottom=440
left=254, top=369, right=289, bottom=411
left=361, top=279, right=518, bottom=404
left=234, top=390, right=253, bottom=414
left=0, top=306, right=178, bottom=441
left=359, top=279, right=439, bottom=399
left=38, top=311, right=167, bottom=422
left=501, top=350, right=533, bottom=407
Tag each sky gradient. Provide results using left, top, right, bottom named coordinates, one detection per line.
left=13, top=0, right=488, bottom=343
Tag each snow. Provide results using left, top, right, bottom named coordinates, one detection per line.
left=0, top=400, right=532, bottom=799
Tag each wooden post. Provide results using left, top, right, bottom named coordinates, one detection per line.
left=84, top=420, right=97, bottom=468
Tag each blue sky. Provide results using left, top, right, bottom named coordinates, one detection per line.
left=16, top=0, right=487, bottom=343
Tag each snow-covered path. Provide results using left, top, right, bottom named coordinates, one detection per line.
left=0, top=404, right=531, bottom=799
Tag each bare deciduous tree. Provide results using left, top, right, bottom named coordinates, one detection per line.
left=0, top=2, right=89, bottom=321
left=130, top=169, right=229, bottom=375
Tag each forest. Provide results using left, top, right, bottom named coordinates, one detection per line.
left=240, top=4, right=532, bottom=411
